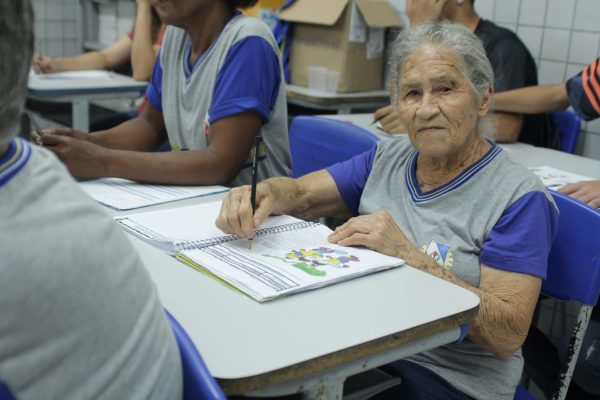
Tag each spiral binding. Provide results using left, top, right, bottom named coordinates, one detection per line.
left=175, top=221, right=318, bottom=251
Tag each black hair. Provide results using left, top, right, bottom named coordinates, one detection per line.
left=227, top=0, right=260, bottom=10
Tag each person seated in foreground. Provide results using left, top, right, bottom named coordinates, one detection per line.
left=32, top=0, right=290, bottom=187
left=494, top=57, right=600, bottom=208
left=374, top=0, right=558, bottom=149
left=216, top=22, right=558, bottom=400
left=0, top=1, right=181, bottom=398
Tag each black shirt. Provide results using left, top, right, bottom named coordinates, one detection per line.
left=475, top=19, right=559, bottom=149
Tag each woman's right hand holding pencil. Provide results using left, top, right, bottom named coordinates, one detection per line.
left=216, top=183, right=274, bottom=238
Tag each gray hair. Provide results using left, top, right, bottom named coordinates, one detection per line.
left=0, top=0, right=34, bottom=147
left=388, top=21, right=495, bottom=137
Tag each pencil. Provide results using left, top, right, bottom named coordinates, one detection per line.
left=248, top=135, right=261, bottom=249
left=27, top=111, right=44, bottom=145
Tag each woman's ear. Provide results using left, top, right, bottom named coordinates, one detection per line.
left=478, top=86, right=493, bottom=116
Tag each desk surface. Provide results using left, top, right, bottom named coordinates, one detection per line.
left=28, top=70, right=147, bottom=98
left=109, top=194, right=479, bottom=395
left=286, top=85, right=389, bottom=114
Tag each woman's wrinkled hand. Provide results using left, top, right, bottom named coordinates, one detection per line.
left=216, top=184, right=274, bottom=238
left=328, top=211, right=412, bottom=259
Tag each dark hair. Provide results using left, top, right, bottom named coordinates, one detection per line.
left=0, top=0, right=34, bottom=145
left=228, top=0, right=259, bottom=10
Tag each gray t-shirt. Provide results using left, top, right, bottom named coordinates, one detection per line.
left=0, top=139, right=182, bottom=400
left=154, top=14, right=290, bottom=187
left=328, top=138, right=557, bottom=400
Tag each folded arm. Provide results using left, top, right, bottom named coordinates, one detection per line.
left=493, top=83, right=569, bottom=114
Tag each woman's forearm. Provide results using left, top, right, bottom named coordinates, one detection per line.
left=494, top=83, right=570, bottom=114
left=130, top=3, right=157, bottom=81
left=404, top=247, right=539, bottom=358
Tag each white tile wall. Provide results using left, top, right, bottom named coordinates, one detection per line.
left=33, top=0, right=80, bottom=56
left=388, top=0, right=600, bottom=159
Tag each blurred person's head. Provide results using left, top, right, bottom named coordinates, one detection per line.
left=153, top=0, right=259, bottom=27
left=0, top=0, right=34, bottom=148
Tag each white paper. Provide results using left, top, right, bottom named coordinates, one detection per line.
left=31, top=70, right=113, bottom=80
left=529, top=166, right=593, bottom=190
left=367, top=27, right=384, bottom=60
left=348, top=2, right=367, bottom=43
left=79, top=178, right=228, bottom=211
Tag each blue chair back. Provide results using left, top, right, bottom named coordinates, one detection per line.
left=515, top=191, right=600, bottom=400
left=289, top=116, right=380, bottom=178
left=166, top=311, right=227, bottom=400
left=549, top=111, right=581, bottom=154
left=544, top=191, right=600, bottom=306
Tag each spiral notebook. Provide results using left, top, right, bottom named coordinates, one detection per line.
left=116, top=201, right=405, bottom=302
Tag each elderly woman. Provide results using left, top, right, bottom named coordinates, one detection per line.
left=217, top=22, right=558, bottom=400
left=33, top=0, right=290, bottom=186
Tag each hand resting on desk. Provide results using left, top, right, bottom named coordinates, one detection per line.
left=31, top=128, right=109, bottom=178
left=559, top=180, right=600, bottom=208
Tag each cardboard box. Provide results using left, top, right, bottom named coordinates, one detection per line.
left=279, top=0, right=402, bottom=93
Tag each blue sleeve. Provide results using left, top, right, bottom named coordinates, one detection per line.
left=209, top=36, right=281, bottom=124
left=146, top=51, right=163, bottom=112
left=480, top=191, right=559, bottom=279
left=326, top=147, right=376, bottom=215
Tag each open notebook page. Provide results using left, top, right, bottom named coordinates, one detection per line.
left=179, top=224, right=404, bottom=302
left=115, top=201, right=302, bottom=253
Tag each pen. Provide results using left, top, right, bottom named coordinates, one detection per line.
left=27, top=111, right=44, bottom=145
left=248, top=135, right=261, bottom=249
left=370, top=115, right=383, bottom=125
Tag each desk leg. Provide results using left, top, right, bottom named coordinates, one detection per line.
left=72, top=99, right=90, bottom=132
left=337, top=105, right=352, bottom=115
left=301, top=376, right=345, bottom=400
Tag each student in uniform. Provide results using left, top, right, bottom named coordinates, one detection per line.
left=494, top=58, right=600, bottom=208
left=32, top=0, right=291, bottom=187
left=0, top=1, right=182, bottom=398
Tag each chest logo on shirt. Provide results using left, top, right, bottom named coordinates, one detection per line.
left=421, top=240, right=454, bottom=270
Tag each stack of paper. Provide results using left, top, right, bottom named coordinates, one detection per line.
left=530, top=166, right=593, bottom=190
left=79, top=178, right=228, bottom=211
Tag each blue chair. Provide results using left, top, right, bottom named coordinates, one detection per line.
left=166, top=311, right=227, bottom=400
left=549, top=111, right=581, bottom=154
left=289, top=116, right=380, bottom=178
left=516, top=191, right=600, bottom=400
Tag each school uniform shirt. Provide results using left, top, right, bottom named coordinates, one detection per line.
left=0, top=139, right=182, bottom=400
left=326, top=139, right=558, bottom=400
left=567, top=57, right=600, bottom=121
left=146, top=13, right=291, bottom=187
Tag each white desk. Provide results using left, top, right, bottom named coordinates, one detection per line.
left=28, top=71, right=147, bottom=131
left=286, top=85, right=389, bottom=114
left=107, top=194, right=479, bottom=398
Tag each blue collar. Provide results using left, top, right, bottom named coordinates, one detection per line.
left=0, top=138, right=31, bottom=187
left=183, top=11, right=242, bottom=82
left=405, top=140, right=502, bottom=203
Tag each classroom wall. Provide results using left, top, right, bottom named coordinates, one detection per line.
left=390, top=0, right=600, bottom=160
left=31, top=0, right=600, bottom=159
left=32, top=0, right=80, bottom=57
